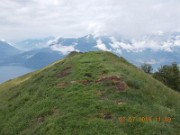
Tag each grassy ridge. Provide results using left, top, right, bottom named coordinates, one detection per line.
left=0, top=51, right=179, bottom=135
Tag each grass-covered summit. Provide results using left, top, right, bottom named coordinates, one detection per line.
left=0, top=51, right=179, bottom=135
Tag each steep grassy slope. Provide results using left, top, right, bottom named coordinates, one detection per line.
left=0, top=51, right=179, bottom=135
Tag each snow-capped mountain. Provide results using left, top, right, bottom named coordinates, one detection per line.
left=1, top=32, right=180, bottom=70
left=48, top=33, right=180, bottom=69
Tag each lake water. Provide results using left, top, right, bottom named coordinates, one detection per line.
left=0, top=66, right=34, bottom=84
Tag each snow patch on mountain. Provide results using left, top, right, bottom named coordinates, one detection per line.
left=0, top=39, right=14, bottom=47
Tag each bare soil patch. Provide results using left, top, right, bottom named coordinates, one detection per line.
left=56, top=66, right=72, bottom=78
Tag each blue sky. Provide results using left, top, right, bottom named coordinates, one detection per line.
left=0, top=0, right=180, bottom=40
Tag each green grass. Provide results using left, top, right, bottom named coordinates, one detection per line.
left=0, top=51, right=179, bottom=135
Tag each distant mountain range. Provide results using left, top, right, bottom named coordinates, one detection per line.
left=0, top=40, right=21, bottom=60
left=0, top=32, right=180, bottom=70
left=0, top=48, right=63, bottom=69
left=48, top=33, right=180, bottom=69
left=15, top=37, right=54, bottom=51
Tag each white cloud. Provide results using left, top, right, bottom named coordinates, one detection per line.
left=109, top=34, right=180, bottom=52
left=175, top=40, right=180, bottom=46
left=50, top=44, right=77, bottom=55
left=0, top=39, right=6, bottom=42
left=137, top=59, right=158, bottom=65
left=109, top=39, right=131, bottom=52
left=0, top=0, right=180, bottom=41
left=95, top=39, right=111, bottom=51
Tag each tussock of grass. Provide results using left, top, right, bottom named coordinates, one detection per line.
left=0, top=51, right=179, bottom=135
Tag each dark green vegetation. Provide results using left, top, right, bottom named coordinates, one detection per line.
left=140, top=63, right=180, bottom=92
left=0, top=51, right=179, bottom=135
left=153, top=63, right=180, bottom=92
left=140, top=63, right=153, bottom=74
